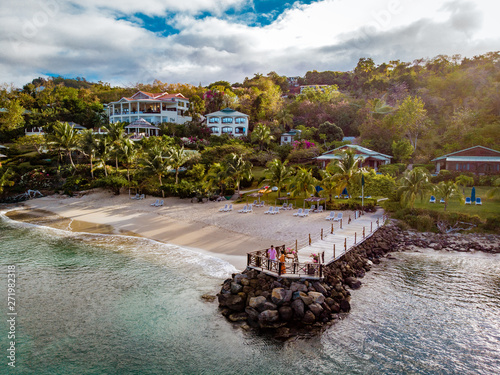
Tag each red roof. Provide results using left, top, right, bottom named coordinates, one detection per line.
left=122, top=91, right=187, bottom=101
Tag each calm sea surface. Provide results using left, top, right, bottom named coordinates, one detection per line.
left=1, top=211, right=499, bottom=375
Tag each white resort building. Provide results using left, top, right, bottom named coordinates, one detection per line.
left=107, top=91, right=192, bottom=125
left=206, top=108, right=249, bottom=137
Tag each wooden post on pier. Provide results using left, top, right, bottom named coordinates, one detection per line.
left=344, top=238, right=347, bottom=251
left=331, top=223, right=334, bottom=234
left=295, top=239, right=298, bottom=253
left=308, top=234, right=311, bottom=245
left=333, top=244, right=336, bottom=259
left=371, top=221, right=373, bottom=233
left=354, top=232, right=357, bottom=244
left=321, top=228, right=323, bottom=240
left=363, top=227, right=365, bottom=239
left=377, top=218, right=379, bottom=228
left=340, top=219, right=343, bottom=229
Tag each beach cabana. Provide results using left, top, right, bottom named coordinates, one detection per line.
left=125, top=118, right=160, bottom=140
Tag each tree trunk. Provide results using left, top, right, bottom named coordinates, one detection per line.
left=90, top=155, right=94, bottom=179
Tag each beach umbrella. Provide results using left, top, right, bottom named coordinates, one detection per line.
left=471, top=186, right=476, bottom=203
left=341, top=187, right=348, bottom=197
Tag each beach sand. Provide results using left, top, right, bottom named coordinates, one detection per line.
left=7, top=189, right=380, bottom=270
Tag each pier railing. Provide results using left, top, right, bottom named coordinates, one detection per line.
left=247, top=245, right=324, bottom=279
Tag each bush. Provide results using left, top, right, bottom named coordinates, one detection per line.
left=92, top=175, right=128, bottom=195
left=325, top=199, right=376, bottom=212
left=378, top=163, right=406, bottom=177
left=62, top=175, right=91, bottom=195
left=481, top=216, right=500, bottom=232
left=413, top=163, right=434, bottom=173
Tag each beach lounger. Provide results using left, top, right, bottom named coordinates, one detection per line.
left=333, top=212, right=343, bottom=222
left=464, top=197, right=471, bottom=205
left=325, top=211, right=336, bottom=221
left=271, top=207, right=280, bottom=214
left=264, top=206, right=274, bottom=214
left=244, top=204, right=253, bottom=213
left=429, top=196, right=436, bottom=203
left=151, top=199, right=160, bottom=206
left=293, top=208, right=303, bottom=217
left=138, top=194, right=145, bottom=200
left=282, top=203, right=288, bottom=210
left=219, top=204, right=228, bottom=212
left=317, top=205, right=323, bottom=213
left=157, top=200, right=164, bottom=207
left=475, top=197, right=482, bottom=205
left=131, top=193, right=140, bottom=200
left=238, top=205, right=248, bottom=213
left=299, top=209, right=310, bottom=217
left=225, top=204, right=233, bottom=212
left=310, top=204, right=316, bottom=212
left=440, top=198, right=445, bottom=204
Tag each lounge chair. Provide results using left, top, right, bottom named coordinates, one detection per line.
left=225, top=204, right=233, bottom=212
left=293, top=208, right=303, bottom=217
left=325, top=211, right=336, bottom=221
left=310, top=204, right=316, bottom=212
left=333, top=212, right=343, bottom=222
left=429, top=196, right=436, bottom=203
left=131, top=193, right=140, bottom=200
left=282, top=203, right=288, bottom=210
left=299, top=209, right=310, bottom=217
left=317, top=205, right=323, bottom=213
left=157, top=200, right=164, bottom=207
left=238, top=205, right=248, bottom=213
left=264, top=206, right=274, bottom=214
left=286, top=203, right=293, bottom=210
left=219, top=204, right=228, bottom=212
left=244, top=204, right=253, bottom=213
left=151, top=199, right=160, bottom=206
left=440, top=198, right=445, bottom=204
left=271, top=207, right=280, bottom=214
left=464, top=197, right=471, bottom=205
left=138, top=194, right=145, bottom=200
left=475, top=197, right=482, bottom=205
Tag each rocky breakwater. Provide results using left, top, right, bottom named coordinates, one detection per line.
left=217, top=224, right=401, bottom=339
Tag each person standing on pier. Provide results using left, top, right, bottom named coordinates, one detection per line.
left=268, top=245, right=277, bottom=261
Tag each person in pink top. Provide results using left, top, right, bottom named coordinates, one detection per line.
left=267, top=245, right=277, bottom=261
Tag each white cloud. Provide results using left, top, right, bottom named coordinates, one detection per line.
left=0, top=0, right=499, bottom=87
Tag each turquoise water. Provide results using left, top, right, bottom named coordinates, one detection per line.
left=1, top=212, right=499, bottom=374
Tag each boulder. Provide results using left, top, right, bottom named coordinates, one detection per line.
left=271, top=288, right=288, bottom=305
left=302, top=310, right=316, bottom=325
left=278, top=306, right=294, bottom=321
left=259, top=301, right=278, bottom=312
left=340, top=299, right=351, bottom=312
left=308, top=303, right=324, bottom=317
left=234, top=273, right=248, bottom=284
left=240, top=278, right=250, bottom=286
left=245, top=306, right=260, bottom=321
left=325, top=297, right=335, bottom=306
left=225, top=294, right=245, bottom=311
left=291, top=298, right=305, bottom=319
left=228, top=312, right=248, bottom=322
left=275, top=327, right=292, bottom=340
left=290, top=282, right=308, bottom=293
left=308, top=291, right=325, bottom=305
left=231, top=282, right=243, bottom=294
left=299, top=292, right=313, bottom=306
left=312, top=282, right=328, bottom=295
left=345, top=277, right=362, bottom=290
left=259, top=309, right=279, bottom=323
left=248, top=296, right=266, bottom=309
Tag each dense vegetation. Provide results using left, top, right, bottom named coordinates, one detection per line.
left=0, top=52, right=499, bottom=232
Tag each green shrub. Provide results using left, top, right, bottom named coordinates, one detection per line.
left=481, top=216, right=500, bottom=232
left=378, top=163, right=406, bottom=177
left=92, top=175, right=128, bottom=195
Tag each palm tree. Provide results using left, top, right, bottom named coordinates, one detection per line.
left=79, top=129, right=98, bottom=179
left=276, top=109, right=293, bottom=130
left=140, top=145, right=170, bottom=197
left=224, top=153, right=253, bottom=195
left=327, top=150, right=362, bottom=197
left=434, top=181, right=463, bottom=211
left=264, top=159, right=292, bottom=198
left=289, top=167, right=317, bottom=200
left=319, top=168, right=340, bottom=203
left=167, top=146, right=192, bottom=185
left=397, top=167, right=433, bottom=208
left=104, top=122, right=126, bottom=171
left=251, top=123, right=274, bottom=151
left=119, top=138, right=139, bottom=184
left=487, top=178, right=500, bottom=198
left=455, top=175, right=474, bottom=195
left=204, top=162, right=229, bottom=196
left=0, top=168, right=15, bottom=195
left=94, top=137, right=112, bottom=177
left=48, top=121, right=79, bottom=168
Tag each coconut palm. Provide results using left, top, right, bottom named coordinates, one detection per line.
left=79, top=129, right=98, bottom=179
left=119, top=138, right=139, bottom=184
left=455, top=175, right=474, bottom=195
left=224, top=153, right=253, bottom=195
left=104, top=122, right=126, bottom=171
left=167, top=146, right=192, bottom=185
left=276, top=109, right=293, bottom=130
left=140, top=145, right=171, bottom=197
left=204, top=162, right=229, bottom=196
left=319, top=168, right=340, bottom=203
left=264, top=159, right=292, bottom=198
left=487, top=178, right=500, bottom=198
left=94, top=137, right=112, bottom=177
left=327, top=150, right=362, bottom=196
left=48, top=121, right=79, bottom=168
left=434, top=181, right=463, bottom=211
left=0, top=168, right=15, bottom=195
left=251, top=123, right=274, bottom=151
left=289, top=167, right=317, bottom=199
left=397, top=167, right=433, bottom=208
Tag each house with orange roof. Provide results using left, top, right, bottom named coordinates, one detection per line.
left=107, top=91, right=192, bottom=125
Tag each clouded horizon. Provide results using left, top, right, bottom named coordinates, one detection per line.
left=1, top=0, right=499, bottom=88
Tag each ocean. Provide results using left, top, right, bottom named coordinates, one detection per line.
left=1, top=211, right=499, bottom=375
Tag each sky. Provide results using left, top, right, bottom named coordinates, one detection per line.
left=1, top=0, right=499, bottom=88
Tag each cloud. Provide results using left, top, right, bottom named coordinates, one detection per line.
left=0, top=0, right=498, bottom=87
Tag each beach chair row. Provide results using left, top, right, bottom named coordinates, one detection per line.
left=430, top=196, right=482, bottom=205
left=150, top=199, right=164, bottom=207
left=131, top=193, right=145, bottom=200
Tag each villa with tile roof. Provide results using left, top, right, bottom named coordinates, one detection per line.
left=432, top=145, right=500, bottom=175
left=315, top=144, right=392, bottom=169
left=206, top=108, right=249, bottom=137
left=107, top=91, right=191, bottom=125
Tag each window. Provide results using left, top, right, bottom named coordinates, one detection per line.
left=178, top=102, right=185, bottom=107
left=222, top=126, right=233, bottom=134
left=222, top=117, right=233, bottom=124
left=235, top=127, right=245, bottom=134
left=209, top=117, right=220, bottom=123
left=210, top=126, right=220, bottom=133
left=235, top=117, right=246, bottom=124
left=283, top=137, right=288, bottom=142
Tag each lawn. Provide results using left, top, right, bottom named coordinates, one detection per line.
left=413, top=186, right=500, bottom=220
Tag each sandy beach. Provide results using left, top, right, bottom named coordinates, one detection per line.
left=6, top=189, right=382, bottom=270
